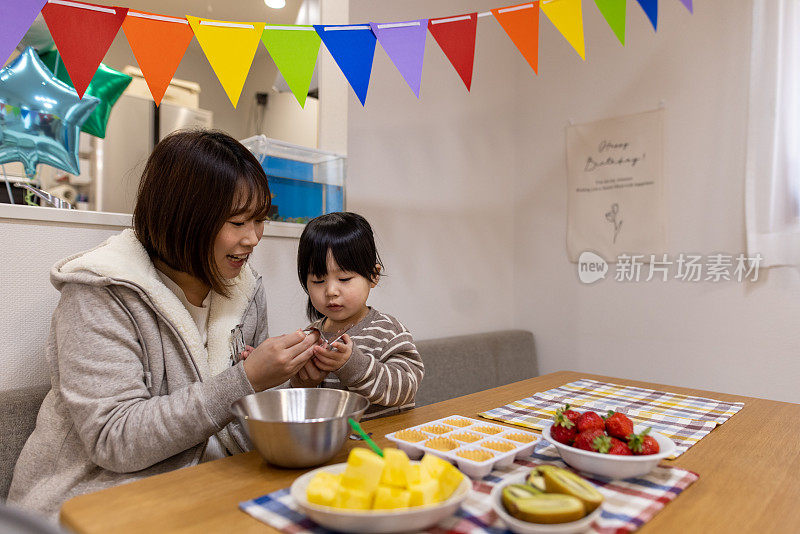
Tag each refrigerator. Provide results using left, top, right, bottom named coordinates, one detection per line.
left=95, top=94, right=213, bottom=214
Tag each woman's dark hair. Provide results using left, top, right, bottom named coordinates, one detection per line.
left=297, top=212, right=383, bottom=321
left=133, top=129, right=270, bottom=297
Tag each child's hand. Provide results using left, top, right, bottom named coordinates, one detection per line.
left=291, top=358, right=329, bottom=387
left=312, top=333, right=353, bottom=372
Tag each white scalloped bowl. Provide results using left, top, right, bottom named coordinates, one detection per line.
left=290, top=462, right=471, bottom=534
left=489, top=472, right=603, bottom=534
left=542, top=423, right=676, bottom=479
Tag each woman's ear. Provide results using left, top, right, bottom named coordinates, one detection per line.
left=370, top=264, right=381, bottom=287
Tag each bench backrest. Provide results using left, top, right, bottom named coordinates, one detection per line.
left=0, top=386, right=49, bottom=501
left=414, top=329, right=537, bottom=407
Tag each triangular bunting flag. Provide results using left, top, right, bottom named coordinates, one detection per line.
left=1, top=0, right=48, bottom=65
left=122, top=10, right=194, bottom=106
left=261, top=25, right=321, bottom=108
left=369, top=19, right=428, bottom=98
left=540, top=0, right=585, bottom=60
left=187, top=16, right=265, bottom=108
left=636, top=0, right=658, bottom=31
left=428, top=14, right=477, bottom=91
left=41, top=0, right=128, bottom=98
left=594, top=0, right=626, bottom=46
left=314, top=24, right=376, bottom=106
left=678, top=0, right=692, bottom=14
left=491, top=3, right=540, bottom=74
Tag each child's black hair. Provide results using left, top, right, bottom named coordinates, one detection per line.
left=297, top=212, right=383, bottom=321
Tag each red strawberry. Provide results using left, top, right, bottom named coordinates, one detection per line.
left=555, top=404, right=581, bottom=428
left=573, top=429, right=606, bottom=452
left=551, top=423, right=578, bottom=445
left=608, top=437, right=633, bottom=455
left=577, top=411, right=605, bottom=433
left=627, top=428, right=660, bottom=455
left=604, top=410, right=634, bottom=440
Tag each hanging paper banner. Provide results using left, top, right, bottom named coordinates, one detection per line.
left=369, top=19, right=428, bottom=98
left=594, top=0, right=626, bottom=46
left=314, top=24, right=376, bottom=107
left=41, top=0, right=128, bottom=98
left=1, top=0, right=48, bottom=65
left=540, top=0, right=585, bottom=60
left=261, top=25, right=320, bottom=108
left=566, top=109, right=666, bottom=263
left=122, top=10, right=194, bottom=107
left=636, top=0, right=658, bottom=31
left=678, top=0, right=692, bottom=13
left=428, top=13, right=477, bottom=91
left=491, top=3, right=540, bottom=74
left=187, top=16, right=264, bottom=108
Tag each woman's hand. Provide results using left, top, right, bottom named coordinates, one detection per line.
left=311, top=333, right=353, bottom=372
left=243, top=330, right=320, bottom=391
left=290, top=358, right=329, bottom=388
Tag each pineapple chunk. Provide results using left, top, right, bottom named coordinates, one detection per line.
left=333, top=486, right=373, bottom=510
left=406, top=463, right=422, bottom=486
left=380, top=448, right=412, bottom=488
left=340, top=448, right=386, bottom=494
left=306, top=472, right=341, bottom=507
left=408, top=478, right=439, bottom=506
left=373, top=485, right=411, bottom=510
left=420, top=454, right=464, bottom=501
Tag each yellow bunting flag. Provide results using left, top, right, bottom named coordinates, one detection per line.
left=540, top=0, right=585, bottom=60
left=186, top=16, right=265, bottom=108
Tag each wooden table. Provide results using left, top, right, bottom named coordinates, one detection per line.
left=60, top=371, right=800, bottom=533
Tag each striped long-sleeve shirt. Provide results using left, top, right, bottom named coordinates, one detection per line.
left=311, top=307, right=424, bottom=419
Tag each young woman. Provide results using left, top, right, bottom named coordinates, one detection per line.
left=7, top=130, right=319, bottom=519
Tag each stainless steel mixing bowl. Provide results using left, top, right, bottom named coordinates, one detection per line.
left=231, top=388, right=369, bottom=468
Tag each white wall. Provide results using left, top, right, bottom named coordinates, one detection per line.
left=347, top=0, right=518, bottom=340
left=0, top=219, right=306, bottom=390
left=349, top=0, right=800, bottom=403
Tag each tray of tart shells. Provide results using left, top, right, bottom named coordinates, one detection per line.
left=385, top=416, right=540, bottom=478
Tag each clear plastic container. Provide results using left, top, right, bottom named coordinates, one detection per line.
left=386, top=416, right=540, bottom=478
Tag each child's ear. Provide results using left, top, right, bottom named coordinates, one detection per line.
left=370, top=264, right=381, bottom=287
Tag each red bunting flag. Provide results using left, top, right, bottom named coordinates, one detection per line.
left=41, top=0, right=128, bottom=98
left=492, top=2, right=540, bottom=74
left=428, top=13, right=477, bottom=91
left=122, top=10, right=194, bottom=106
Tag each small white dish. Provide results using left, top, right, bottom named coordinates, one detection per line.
left=489, top=472, right=602, bottom=534
left=542, top=423, right=676, bottom=479
left=290, top=462, right=471, bottom=534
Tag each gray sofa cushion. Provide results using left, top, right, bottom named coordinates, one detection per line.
left=0, top=385, right=49, bottom=501
left=415, top=330, right=536, bottom=407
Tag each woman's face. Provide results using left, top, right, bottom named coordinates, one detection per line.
left=213, top=212, right=265, bottom=280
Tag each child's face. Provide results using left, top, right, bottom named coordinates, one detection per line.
left=307, top=251, right=377, bottom=328
left=213, top=211, right=264, bottom=280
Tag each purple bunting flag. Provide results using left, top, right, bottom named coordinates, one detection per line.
left=1, top=0, right=48, bottom=65
left=370, top=19, right=428, bottom=98
left=678, top=0, right=693, bottom=13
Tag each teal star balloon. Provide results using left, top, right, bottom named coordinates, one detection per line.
left=0, top=47, right=99, bottom=177
left=39, top=50, right=132, bottom=139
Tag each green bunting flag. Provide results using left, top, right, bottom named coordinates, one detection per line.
left=261, top=25, right=321, bottom=108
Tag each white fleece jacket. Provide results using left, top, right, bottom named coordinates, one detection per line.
left=7, top=229, right=268, bottom=519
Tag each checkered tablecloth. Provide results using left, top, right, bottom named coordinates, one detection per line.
left=478, top=379, right=744, bottom=458
left=239, top=441, right=698, bottom=533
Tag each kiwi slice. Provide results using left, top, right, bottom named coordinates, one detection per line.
left=540, top=465, right=604, bottom=513
left=526, top=468, right=547, bottom=492
left=504, top=493, right=585, bottom=524
left=501, top=484, right=542, bottom=513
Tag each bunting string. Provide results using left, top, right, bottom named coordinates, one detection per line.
left=1, top=0, right=694, bottom=109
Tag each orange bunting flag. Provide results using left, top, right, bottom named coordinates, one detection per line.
left=122, top=11, right=194, bottom=106
left=428, top=13, right=478, bottom=91
left=41, top=0, right=128, bottom=98
left=491, top=2, right=540, bottom=74
left=540, top=0, right=585, bottom=60
left=186, top=16, right=265, bottom=108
